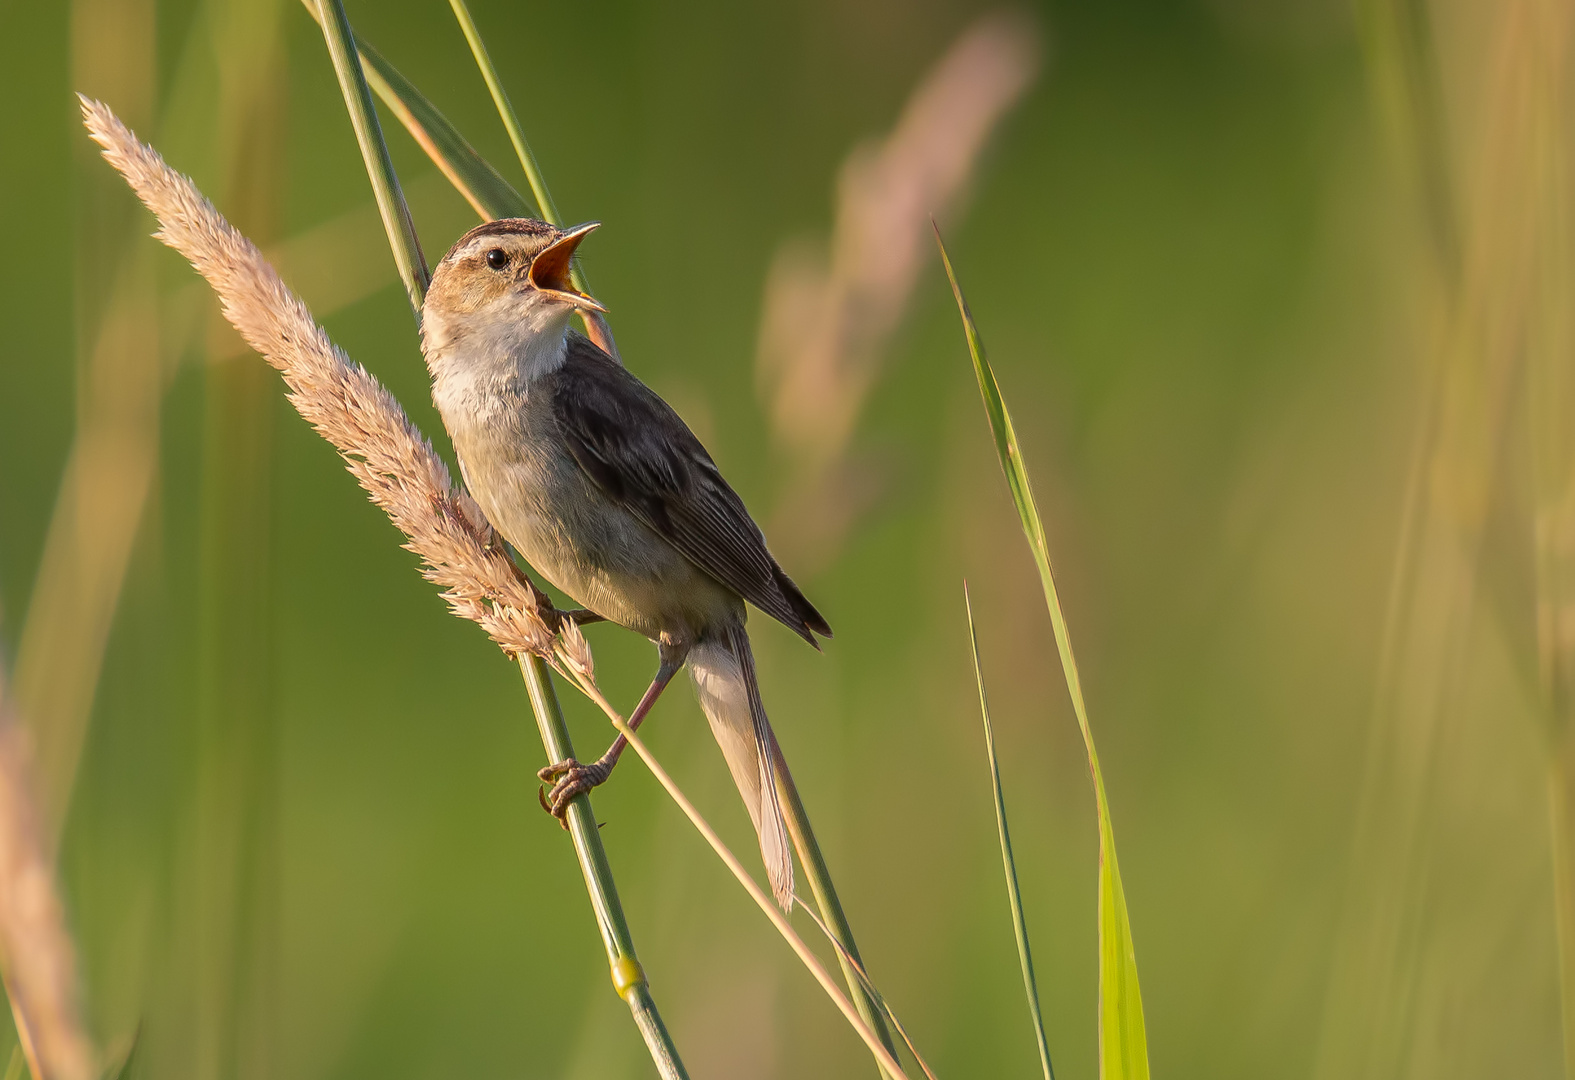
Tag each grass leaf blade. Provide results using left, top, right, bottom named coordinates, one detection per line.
left=446, top=0, right=564, bottom=230
left=312, top=0, right=428, bottom=314
left=297, top=0, right=531, bottom=222
left=356, top=37, right=532, bottom=221
left=937, top=225, right=1150, bottom=1080
left=966, top=585, right=1056, bottom=1080
left=444, top=0, right=620, bottom=361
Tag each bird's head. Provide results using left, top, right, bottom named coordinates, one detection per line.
left=422, top=218, right=603, bottom=370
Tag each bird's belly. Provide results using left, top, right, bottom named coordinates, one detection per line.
left=460, top=440, right=736, bottom=643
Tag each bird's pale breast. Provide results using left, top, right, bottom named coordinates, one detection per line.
left=437, top=368, right=740, bottom=645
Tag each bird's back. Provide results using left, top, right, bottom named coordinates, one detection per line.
left=549, top=334, right=831, bottom=645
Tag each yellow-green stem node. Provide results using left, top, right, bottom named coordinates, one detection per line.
left=611, top=954, right=647, bottom=999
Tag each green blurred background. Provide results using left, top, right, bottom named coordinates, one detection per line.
left=2, top=0, right=1570, bottom=1077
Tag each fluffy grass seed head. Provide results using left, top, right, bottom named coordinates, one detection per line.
left=80, top=95, right=556, bottom=660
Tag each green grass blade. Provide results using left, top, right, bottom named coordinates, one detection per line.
left=357, top=38, right=532, bottom=221
left=771, top=747, right=905, bottom=1078
left=445, top=0, right=594, bottom=297
left=446, top=0, right=561, bottom=226
left=298, top=0, right=530, bottom=222
left=965, top=584, right=1056, bottom=1080
left=793, top=890, right=941, bottom=1080
left=936, top=225, right=1150, bottom=1080
left=311, top=0, right=429, bottom=315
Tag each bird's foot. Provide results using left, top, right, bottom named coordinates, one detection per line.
left=537, top=758, right=612, bottom=824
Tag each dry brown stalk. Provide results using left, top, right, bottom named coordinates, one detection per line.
left=11, top=253, right=161, bottom=841
left=552, top=666, right=913, bottom=1080
left=0, top=649, right=97, bottom=1080
left=78, top=95, right=559, bottom=662
left=14, top=0, right=164, bottom=842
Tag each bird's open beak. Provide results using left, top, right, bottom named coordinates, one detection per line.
left=529, top=221, right=606, bottom=312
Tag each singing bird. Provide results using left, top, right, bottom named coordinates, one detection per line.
left=420, top=218, right=830, bottom=909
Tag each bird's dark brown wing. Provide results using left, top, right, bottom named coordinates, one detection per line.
left=552, top=333, right=831, bottom=644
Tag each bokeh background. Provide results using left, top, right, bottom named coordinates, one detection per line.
left=2, top=0, right=1572, bottom=1077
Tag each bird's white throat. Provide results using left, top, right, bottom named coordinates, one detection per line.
left=426, top=295, right=573, bottom=392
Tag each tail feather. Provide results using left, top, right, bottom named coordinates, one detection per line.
left=688, top=628, right=795, bottom=911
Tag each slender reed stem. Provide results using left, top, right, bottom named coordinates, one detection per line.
left=792, top=894, right=940, bottom=1080
left=314, top=0, right=428, bottom=315
left=937, top=225, right=1148, bottom=1076
left=443, top=0, right=620, bottom=359
left=770, top=748, right=902, bottom=1077
left=520, top=656, right=687, bottom=1078
left=562, top=673, right=912, bottom=1080
left=308, top=7, right=684, bottom=1072
left=296, top=0, right=531, bottom=222
left=445, top=1, right=563, bottom=230
left=1550, top=736, right=1575, bottom=1080
left=966, top=587, right=1054, bottom=1080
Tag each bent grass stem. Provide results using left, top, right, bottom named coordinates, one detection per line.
left=558, top=666, right=912, bottom=1080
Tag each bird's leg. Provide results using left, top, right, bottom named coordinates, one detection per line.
left=559, top=609, right=606, bottom=625
left=538, top=647, right=685, bottom=821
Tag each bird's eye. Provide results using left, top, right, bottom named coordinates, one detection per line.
left=485, top=248, right=509, bottom=270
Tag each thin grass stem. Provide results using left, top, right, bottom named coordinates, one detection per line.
left=520, top=656, right=688, bottom=1079
left=559, top=668, right=912, bottom=1080
left=313, top=0, right=429, bottom=315
left=442, top=0, right=619, bottom=358
left=791, top=892, right=940, bottom=1080
left=296, top=0, right=531, bottom=221
left=445, top=1, right=563, bottom=230
left=936, top=224, right=1149, bottom=1079
left=965, top=585, right=1054, bottom=1080
left=769, top=748, right=903, bottom=1077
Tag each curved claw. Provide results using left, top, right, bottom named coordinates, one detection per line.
left=536, top=757, right=611, bottom=820
left=536, top=784, right=569, bottom=830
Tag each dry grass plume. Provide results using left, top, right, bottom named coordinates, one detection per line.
left=0, top=651, right=96, bottom=1080
left=79, top=95, right=559, bottom=662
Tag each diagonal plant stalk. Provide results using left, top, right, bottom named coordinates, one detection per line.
left=555, top=667, right=912, bottom=1080
left=965, top=585, right=1055, bottom=1080
left=309, top=4, right=686, bottom=1075
left=445, top=0, right=565, bottom=256
left=304, top=0, right=619, bottom=352
left=296, top=0, right=530, bottom=222
left=519, top=655, right=685, bottom=1074
left=791, top=892, right=940, bottom=1080
left=441, top=0, right=617, bottom=359
left=357, top=35, right=531, bottom=221
left=936, top=225, right=1150, bottom=1079
left=770, top=747, right=902, bottom=1076
left=300, top=0, right=621, bottom=354
left=550, top=638, right=922, bottom=1078
left=314, top=0, right=428, bottom=313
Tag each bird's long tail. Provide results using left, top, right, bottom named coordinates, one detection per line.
left=688, top=625, right=795, bottom=911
